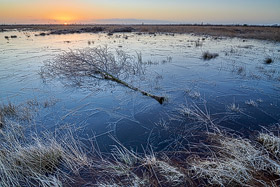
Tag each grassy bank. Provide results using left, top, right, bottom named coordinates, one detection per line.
left=1, top=24, right=280, bottom=42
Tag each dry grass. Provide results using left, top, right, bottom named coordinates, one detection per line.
left=177, top=102, right=219, bottom=130
left=0, top=101, right=40, bottom=125
left=0, top=105, right=92, bottom=186
left=100, top=144, right=188, bottom=186
left=1, top=24, right=280, bottom=41
left=2, top=100, right=280, bottom=186
left=172, top=102, right=280, bottom=186
left=0, top=101, right=190, bottom=186
left=0, top=103, right=18, bottom=128
left=258, top=133, right=280, bottom=157
left=0, top=113, right=3, bottom=128
left=0, top=102, right=17, bottom=117
left=189, top=131, right=280, bottom=186
left=0, top=119, right=92, bottom=186
left=190, top=134, right=260, bottom=186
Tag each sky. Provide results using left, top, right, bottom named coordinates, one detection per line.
left=0, top=0, right=279, bottom=24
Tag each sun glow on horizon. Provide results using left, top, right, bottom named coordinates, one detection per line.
left=52, top=15, right=75, bottom=24
left=0, top=0, right=279, bottom=24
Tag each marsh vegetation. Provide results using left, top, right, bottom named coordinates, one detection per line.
left=1, top=101, right=280, bottom=186
left=1, top=24, right=280, bottom=41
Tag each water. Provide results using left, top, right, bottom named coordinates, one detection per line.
left=1, top=30, right=280, bottom=151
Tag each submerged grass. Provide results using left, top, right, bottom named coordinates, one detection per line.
left=0, top=101, right=45, bottom=126
left=0, top=102, right=17, bottom=118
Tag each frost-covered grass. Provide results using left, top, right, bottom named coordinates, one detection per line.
left=1, top=100, right=280, bottom=186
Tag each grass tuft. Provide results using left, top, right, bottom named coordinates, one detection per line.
left=265, top=58, right=273, bottom=64
left=0, top=112, right=4, bottom=128
left=258, top=133, right=280, bottom=157
left=13, top=141, right=63, bottom=175
left=189, top=131, right=280, bottom=186
left=0, top=102, right=17, bottom=117
left=227, top=103, right=241, bottom=113
left=190, top=134, right=257, bottom=186
left=202, top=51, right=219, bottom=60
left=0, top=119, right=91, bottom=186
left=245, top=99, right=258, bottom=107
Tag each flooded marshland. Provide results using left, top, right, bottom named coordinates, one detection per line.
left=1, top=30, right=280, bottom=151
left=1, top=29, right=280, bottom=186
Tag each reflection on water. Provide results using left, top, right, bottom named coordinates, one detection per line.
left=1, top=30, right=280, bottom=151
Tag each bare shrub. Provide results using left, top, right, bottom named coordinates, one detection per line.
left=42, top=46, right=144, bottom=83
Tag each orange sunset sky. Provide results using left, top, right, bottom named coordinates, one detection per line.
left=0, top=0, right=279, bottom=24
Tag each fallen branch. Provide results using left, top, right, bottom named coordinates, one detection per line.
left=41, top=46, right=165, bottom=104
left=97, top=70, right=165, bottom=104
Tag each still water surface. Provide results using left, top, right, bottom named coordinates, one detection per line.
left=1, top=30, right=280, bottom=150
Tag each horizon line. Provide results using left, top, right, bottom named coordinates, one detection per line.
left=0, top=23, right=279, bottom=27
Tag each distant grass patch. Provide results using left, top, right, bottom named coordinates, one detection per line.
left=202, top=51, right=219, bottom=60
left=265, top=57, right=273, bottom=64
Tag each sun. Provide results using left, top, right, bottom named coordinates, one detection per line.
left=52, top=14, right=74, bottom=25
